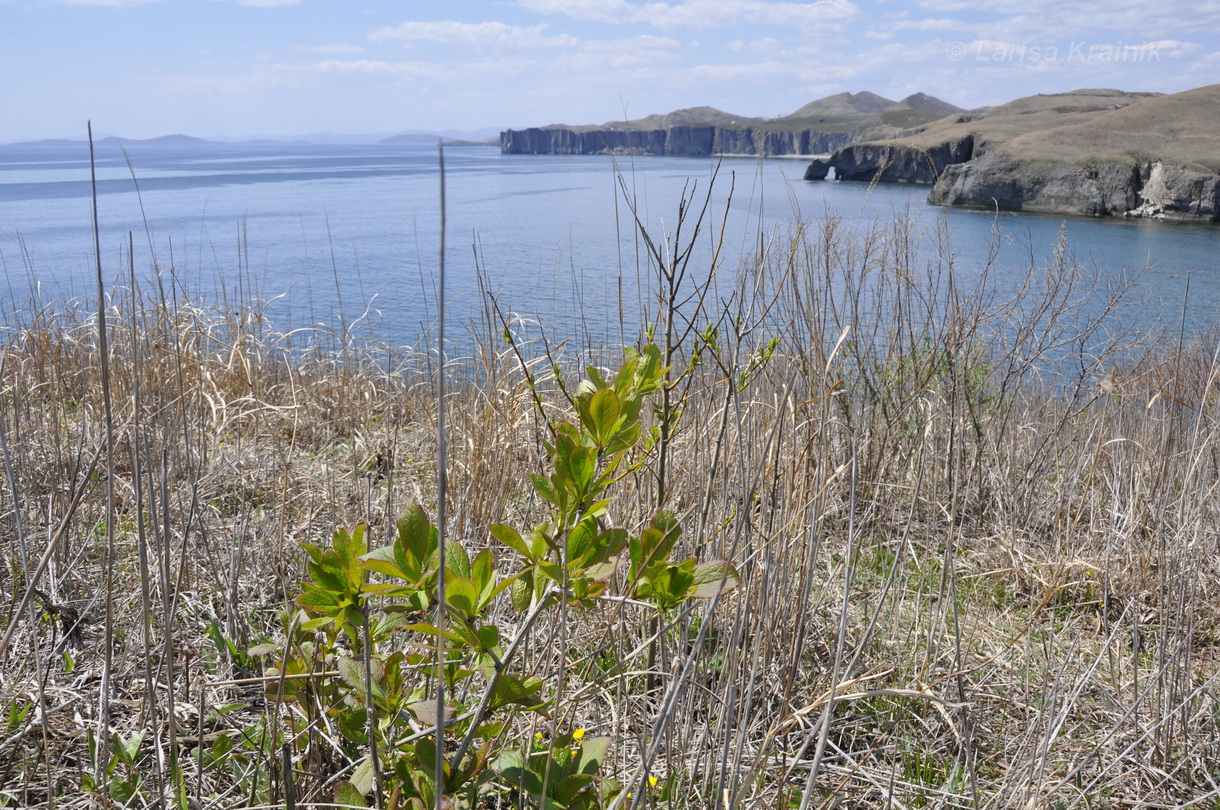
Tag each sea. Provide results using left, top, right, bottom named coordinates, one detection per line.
left=0, top=139, right=1217, bottom=355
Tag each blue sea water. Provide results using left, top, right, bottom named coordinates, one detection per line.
left=0, top=139, right=1216, bottom=351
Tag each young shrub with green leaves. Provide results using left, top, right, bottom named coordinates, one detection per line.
left=262, top=344, right=739, bottom=809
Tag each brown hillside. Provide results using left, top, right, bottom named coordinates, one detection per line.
left=875, top=88, right=1164, bottom=152
left=1001, top=84, right=1220, bottom=171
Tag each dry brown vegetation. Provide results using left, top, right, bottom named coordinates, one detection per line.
left=2, top=198, right=1220, bottom=809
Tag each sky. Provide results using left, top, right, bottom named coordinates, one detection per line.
left=3, top=0, right=1218, bottom=141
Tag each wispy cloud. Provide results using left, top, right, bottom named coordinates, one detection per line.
left=47, top=0, right=161, bottom=6
left=367, top=20, right=681, bottom=69
left=516, top=0, right=859, bottom=31
left=213, top=0, right=300, bottom=6
left=294, top=43, right=366, bottom=55
left=370, top=21, right=574, bottom=50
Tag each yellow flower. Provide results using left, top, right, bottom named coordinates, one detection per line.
left=572, top=728, right=586, bottom=741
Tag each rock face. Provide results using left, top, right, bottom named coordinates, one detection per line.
left=500, top=128, right=668, bottom=155
left=810, top=142, right=1220, bottom=222
left=818, top=137, right=976, bottom=183
left=929, top=155, right=1220, bottom=221
left=500, top=126, right=857, bottom=157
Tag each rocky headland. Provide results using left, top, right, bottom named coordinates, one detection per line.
left=500, top=93, right=963, bottom=158
left=806, top=85, right=1220, bottom=223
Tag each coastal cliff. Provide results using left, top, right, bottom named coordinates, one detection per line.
left=500, top=125, right=860, bottom=157
left=500, top=93, right=962, bottom=158
left=806, top=136, right=975, bottom=183
left=806, top=85, right=1220, bottom=223
left=500, top=127, right=669, bottom=155
left=928, top=156, right=1219, bottom=221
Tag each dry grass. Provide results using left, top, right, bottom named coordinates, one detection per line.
left=864, top=85, right=1220, bottom=174
left=1, top=203, right=1220, bottom=809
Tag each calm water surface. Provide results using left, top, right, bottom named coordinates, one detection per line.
left=0, top=140, right=1216, bottom=351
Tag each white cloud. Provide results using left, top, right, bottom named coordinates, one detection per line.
left=314, top=60, right=441, bottom=79
left=47, top=0, right=160, bottom=5
left=747, top=37, right=782, bottom=52
left=893, top=17, right=967, bottom=32
left=565, top=34, right=682, bottom=68
left=367, top=20, right=681, bottom=71
left=514, top=0, right=634, bottom=20
left=214, top=0, right=299, bottom=6
left=517, top=0, right=859, bottom=31
left=370, top=21, right=574, bottom=50
left=294, top=43, right=367, bottom=55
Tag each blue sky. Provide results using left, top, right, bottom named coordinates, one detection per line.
left=3, top=0, right=1217, bottom=141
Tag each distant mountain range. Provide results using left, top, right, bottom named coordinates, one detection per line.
left=1, top=128, right=501, bottom=148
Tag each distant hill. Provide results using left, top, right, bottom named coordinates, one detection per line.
left=0, top=138, right=87, bottom=148
left=604, top=106, right=763, bottom=131
left=381, top=133, right=450, bottom=144
left=99, top=134, right=216, bottom=146
left=3, top=134, right=219, bottom=147
left=379, top=133, right=499, bottom=146
left=785, top=91, right=896, bottom=119
left=859, top=88, right=1162, bottom=155
left=998, top=86, right=1217, bottom=171
left=886, top=93, right=964, bottom=117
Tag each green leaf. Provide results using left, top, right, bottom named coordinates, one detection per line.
left=335, top=780, right=366, bottom=807
left=351, top=755, right=376, bottom=796
left=690, top=560, right=741, bottom=598
left=405, top=699, right=439, bottom=727
left=576, top=735, right=610, bottom=775
left=475, top=624, right=500, bottom=651
left=296, top=584, right=342, bottom=612
left=530, top=472, right=558, bottom=506
left=495, top=749, right=544, bottom=795
left=446, top=543, right=472, bottom=580
left=554, top=433, right=594, bottom=497
left=337, top=656, right=365, bottom=691
left=333, top=525, right=368, bottom=566
left=511, top=572, right=534, bottom=611
left=567, top=446, right=595, bottom=495
left=446, top=577, right=479, bottom=618
left=566, top=517, right=598, bottom=568
left=537, top=560, right=565, bottom=584
left=397, top=504, right=437, bottom=570
left=415, top=737, right=449, bottom=781
left=359, top=547, right=410, bottom=581
left=307, top=554, right=347, bottom=594
left=551, top=773, right=596, bottom=804
left=490, top=523, right=532, bottom=559
left=247, top=642, right=280, bottom=657
left=587, top=387, right=622, bottom=444
left=584, top=557, right=623, bottom=582
left=585, top=365, right=610, bottom=389
left=472, top=548, right=495, bottom=596
left=490, top=674, right=547, bottom=713
left=407, top=622, right=469, bottom=645
left=667, top=568, right=696, bottom=604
